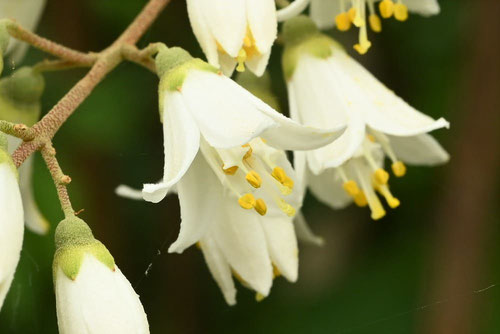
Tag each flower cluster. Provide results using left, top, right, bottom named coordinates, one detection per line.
left=0, top=0, right=449, bottom=332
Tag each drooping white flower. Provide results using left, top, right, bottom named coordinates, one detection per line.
left=0, top=136, right=24, bottom=310
left=309, top=0, right=440, bottom=54
left=173, top=138, right=300, bottom=304
left=53, top=217, right=149, bottom=334
left=186, top=0, right=277, bottom=76
left=0, top=0, right=46, bottom=61
left=140, top=47, right=345, bottom=204
left=283, top=17, right=449, bottom=219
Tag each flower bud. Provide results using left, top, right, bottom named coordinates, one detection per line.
left=53, top=216, right=150, bottom=333
left=0, top=134, right=24, bottom=310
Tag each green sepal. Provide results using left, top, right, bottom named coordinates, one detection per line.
left=0, top=67, right=44, bottom=126
left=158, top=58, right=218, bottom=120
left=53, top=216, right=115, bottom=283
left=0, top=22, right=9, bottom=75
left=281, top=16, right=344, bottom=81
left=0, top=134, right=18, bottom=178
left=236, top=71, right=281, bottom=112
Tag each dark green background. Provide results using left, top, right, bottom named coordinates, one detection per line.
left=1, top=1, right=499, bottom=333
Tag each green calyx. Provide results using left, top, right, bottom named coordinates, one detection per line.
left=281, top=15, right=344, bottom=80
left=53, top=216, right=115, bottom=282
left=236, top=71, right=281, bottom=112
left=157, top=49, right=218, bottom=120
left=0, top=67, right=44, bottom=126
left=0, top=22, right=10, bottom=75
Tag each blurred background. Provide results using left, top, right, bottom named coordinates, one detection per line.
left=0, top=0, right=499, bottom=333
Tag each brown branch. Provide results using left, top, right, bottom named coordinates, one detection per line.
left=41, top=144, right=74, bottom=217
left=3, top=19, right=97, bottom=65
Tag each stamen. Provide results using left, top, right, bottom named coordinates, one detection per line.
left=355, top=164, right=386, bottom=220
left=254, top=198, right=267, bottom=216
left=369, top=14, right=382, bottom=32
left=223, top=166, right=239, bottom=175
left=351, top=0, right=365, bottom=27
left=353, top=191, right=368, bottom=207
left=373, top=168, right=390, bottom=185
left=273, top=265, right=281, bottom=278
left=272, top=167, right=294, bottom=190
left=336, top=12, right=352, bottom=31
left=236, top=49, right=247, bottom=72
left=246, top=170, right=263, bottom=188
left=376, top=184, right=400, bottom=209
left=277, top=198, right=296, bottom=217
left=379, top=0, right=395, bottom=18
left=394, top=1, right=409, bottom=21
left=239, top=193, right=256, bottom=209
left=243, top=144, right=253, bottom=160
left=392, top=161, right=407, bottom=177
left=348, top=7, right=357, bottom=22
left=343, top=180, right=360, bottom=196
left=256, top=293, right=266, bottom=302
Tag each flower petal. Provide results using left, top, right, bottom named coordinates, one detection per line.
left=310, top=0, right=341, bottom=29
left=168, top=153, right=222, bottom=254
left=186, top=0, right=220, bottom=67
left=260, top=216, right=298, bottom=282
left=246, top=0, right=277, bottom=54
left=199, top=235, right=237, bottom=305
left=388, top=133, right=450, bottom=165
left=405, top=0, right=440, bottom=16
left=181, top=70, right=276, bottom=148
left=142, top=91, right=200, bottom=203
left=212, top=200, right=273, bottom=296
left=307, top=167, right=353, bottom=209
left=333, top=50, right=450, bottom=136
left=293, top=212, right=324, bottom=246
left=195, top=0, right=247, bottom=57
left=218, top=51, right=237, bottom=77
left=245, top=50, right=272, bottom=77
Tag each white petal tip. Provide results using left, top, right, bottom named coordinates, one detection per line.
left=142, top=183, right=169, bottom=203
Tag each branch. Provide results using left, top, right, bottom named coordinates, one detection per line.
left=41, top=143, right=74, bottom=217
left=2, top=19, right=97, bottom=66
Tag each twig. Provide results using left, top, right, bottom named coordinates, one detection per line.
left=40, top=143, right=74, bottom=217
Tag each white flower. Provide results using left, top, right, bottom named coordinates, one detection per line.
left=141, top=47, right=345, bottom=204
left=54, top=217, right=149, bottom=334
left=186, top=0, right=277, bottom=76
left=309, top=0, right=440, bottom=54
left=0, top=0, right=46, bottom=61
left=8, top=136, right=49, bottom=234
left=0, top=142, right=24, bottom=310
left=284, top=17, right=449, bottom=219
left=171, top=138, right=300, bottom=304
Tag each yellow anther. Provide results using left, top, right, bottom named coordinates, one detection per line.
left=246, top=170, right=262, bottom=188
left=243, top=35, right=252, bottom=48
left=236, top=49, right=247, bottom=72
left=223, top=165, right=239, bottom=175
left=278, top=199, right=296, bottom=217
left=394, top=3, right=409, bottom=21
left=335, top=12, right=352, bottom=31
left=195, top=242, right=202, bottom=249
left=391, top=161, right=407, bottom=177
left=343, top=180, right=360, bottom=197
left=369, top=14, right=382, bottom=32
left=272, top=167, right=294, bottom=191
left=238, top=193, right=256, bottom=209
left=348, top=7, right=357, bottom=22
left=354, top=191, right=368, bottom=207
left=376, top=184, right=400, bottom=209
left=256, top=293, right=266, bottom=302
left=379, top=0, right=395, bottom=18
left=374, top=168, right=390, bottom=185
left=354, top=40, right=372, bottom=54
left=367, top=134, right=376, bottom=142
left=273, top=265, right=281, bottom=278
left=242, top=144, right=253, bottom=160
left=254, top=198, right=267, bottom=216
left=371, top=206, right=386, bottom=220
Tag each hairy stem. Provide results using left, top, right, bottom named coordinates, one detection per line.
left=41, top=144, right=74, bottom=217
